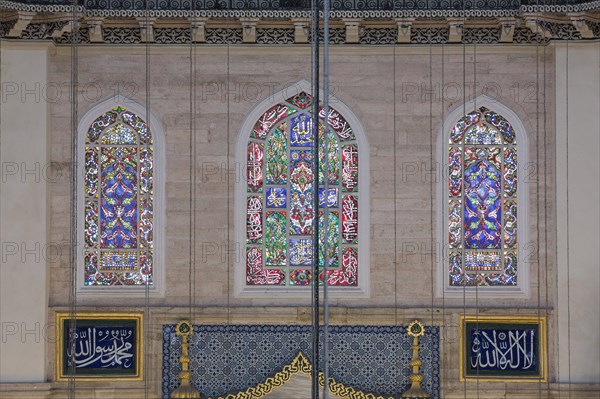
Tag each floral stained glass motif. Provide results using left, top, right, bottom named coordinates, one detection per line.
left=84, top=107, right=154, bottom=286
left=246, top=92, right=360, bottom=286
left=448, top=106, right=518, bottom=287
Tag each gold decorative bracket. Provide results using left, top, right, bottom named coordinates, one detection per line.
left=171, top=320, right=202, bottom=399
left=401, top=321, right=431, bottom=399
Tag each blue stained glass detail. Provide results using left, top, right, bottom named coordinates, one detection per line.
left=266, top=187, right=287, bottom=208
left=318, top=188, right=339, bottom=208
left=463, top=151, right=502, bottom=249
left=289, top=150, right=315, bottom=235
left=465, top=123, right=502, bottom=145
left=100, top=147, right=138, bottom=249
left=289, top=238, right=313, bottom=266
left=289, top=114, right=314, bottom=147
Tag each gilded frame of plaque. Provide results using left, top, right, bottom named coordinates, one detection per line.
left=459, top=315, right=547, bottom=382
left=55, top=312, right=144, bottom=381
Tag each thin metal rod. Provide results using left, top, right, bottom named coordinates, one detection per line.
left=322, top=0, right=330, bottom=397
left=68, top=2, right=79, bottom=397
left=311, top=0, right=320, bottom=397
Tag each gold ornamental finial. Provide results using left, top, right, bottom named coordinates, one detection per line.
left=401, top=321, right=431, bottom=399
left=170, top=320, right=202, bottom=399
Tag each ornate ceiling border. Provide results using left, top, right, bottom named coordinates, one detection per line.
left=1, top=0, right=599, bottom=43
left=1, top=0, right=600, bottom=17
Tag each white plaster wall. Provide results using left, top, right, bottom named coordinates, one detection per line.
left=0, top=42, right=51, bottom=383
left=555, top=41, right=600, bottom=384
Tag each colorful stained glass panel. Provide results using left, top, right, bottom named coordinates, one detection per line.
left=265, top=211, right=286, bottom=266
left=266, top=125, right=288, bottom=185
left=463, top=148, right=501, bottom=249
left=289, top=270, right=312, bottom=285
left=99, top=147, right=138, bottom=249
left=319, top=106, right=355, bottom=141
left=319, top=127, right=340, bottom=185
left=244, top=97, right=360, bottom=286
left=247, top=142, right=264, bottom=192
left=289, top=150, right=314, bottom=235
left=246, top=196, right=263, bottom=243
left=342, top=195, right=358, bottom=244
left=448, top=147, right=462, bottom=197
left=318, top=188, right=339, bottom=208
left=85, top=148, right=99, bottom=197
left=101, top=124, right=137, bottom=145
left=464, top=123, right=502, bottom=145
left=290, top=114, right=314, bottom=147
left=503, top=148, right=517, bottom=197
left=246, top=246, right=286, bottom=285
left=84, top=107, right=154, bottom=287
left=252, top=104, right=296, bottom=140
left=448, top=106, right=519, bottom=287
left=289, top=238, right=313, bottom=266
left=341, top=145, right=358, bottom=192
left=87, top=111, right=117, bottom=144
left=318, top=211, right=339, bottom=267
left=266, top=188, right=287, bottom=208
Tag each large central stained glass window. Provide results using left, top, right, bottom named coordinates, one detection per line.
left=448, top=106, right=518, bottom=287
left=83, top=106, right=154, bottom=286
left=245, top=92, right=359, bottom=287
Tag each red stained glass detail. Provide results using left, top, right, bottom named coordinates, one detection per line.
left=341, top=144, right=358, bottom=192
left=323, top=247, right=358, bottom=286
left=319, top=106, right=355, bottom=141
left=252, top=104, right=296, bottom=139
left=247, top=142, right=264, bottom=192
left=289, top=269, right=312, bottom=285
left=246, top=247, right=285, bottom=285
left=246, top=196, right=263, bottom=243
left=286, top=91, right=312, bottom=109
left=342, top=195, right=359, bottom=244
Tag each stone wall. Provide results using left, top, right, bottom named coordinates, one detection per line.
left=47, top=44, right=556, bottom=309
left=6, top=39, right=598, bottom=398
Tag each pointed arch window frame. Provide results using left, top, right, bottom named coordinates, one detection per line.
left=437, top=95, right=530, bottom=298
left=234, top=80, right=370, bottom=298
left=76, top=96, right=166, bottom=297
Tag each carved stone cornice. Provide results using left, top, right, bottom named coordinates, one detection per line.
left=0, top=9, right=598, bottom=44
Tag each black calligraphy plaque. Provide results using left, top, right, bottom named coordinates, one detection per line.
left=55, top=312, right=143, bottom=381
left=460, top=316, right=547, bottom=381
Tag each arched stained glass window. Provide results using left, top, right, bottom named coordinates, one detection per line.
left=245, top=92, right=359, bottom=287
left=448, top=106, right=518, bottom=287
left=83, top=106, right=154, bottom=286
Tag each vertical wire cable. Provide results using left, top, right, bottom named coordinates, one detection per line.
left=440, top=39, right=447, bottom=399
left=543, top=25, right=551, bottom=398
left=563, top=14, right=576, bottom=399
left=192, top=0, right=198, bottom=325
left=188, top=0, right=195, bottom=323
left=553, top=23, right=562, bottom=399
left=428, top=0, right=435, bottom=335
left=393, top=43, right=397, bottom=322
left=144, top=0, right=150, bottom=397
left=0, top=9, right=3, bottom=391
left=472, top=23, right=480, bottom=397
left=597, top=30, right=600, bottom=396
left=426, top=6, right=437, bottom=392
left=597, top=29, right=600, bottom=398
left=322, top=0, right=330, bottom=396
left=311, top=0, right=320, bottom=396
left=226, top=38, right=231, bottom=326
left=534, top=13, right=542, bottom=398
left=461, top=2, right=467, bottom=398
left=68, top=1, right=79, bottom=397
